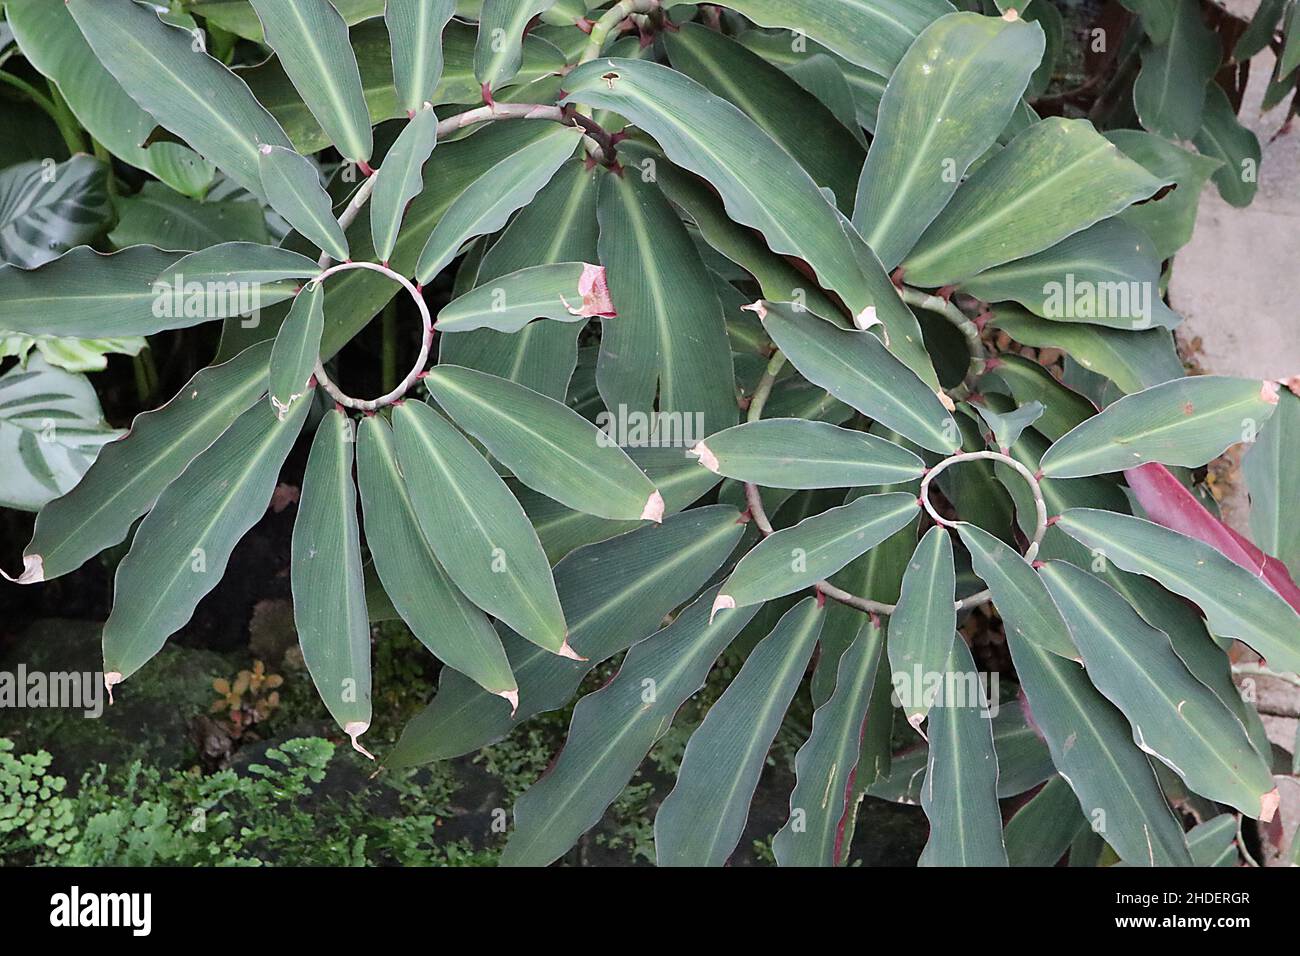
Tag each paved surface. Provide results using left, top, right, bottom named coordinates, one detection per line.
left=1167, top=3, right=1299, bottom=864
left=1170, top=19, right=1300, bottom=382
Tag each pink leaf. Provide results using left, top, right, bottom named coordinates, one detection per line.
left=563, top=263, right=616, bottom=318
left=1125, top=463, right=1300, bottom=614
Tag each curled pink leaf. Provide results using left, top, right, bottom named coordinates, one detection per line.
left=562, top=263, right=617, bottom=318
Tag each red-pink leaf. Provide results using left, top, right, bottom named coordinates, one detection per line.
left=1125, top=463, right=1300, bottom=614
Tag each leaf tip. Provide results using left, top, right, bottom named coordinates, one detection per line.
left=741, top=299, right=768, bottom=320
left=710, top=594, right=736, bottom=623
left=853, top=305, right=880, bottom=332
left=498, top=689, right=520, bottom=716
left=1261, top=380, right=1280, bottom=405
left=345, top=722, right=375, bottom=761
left=688, top=441, right=720, bottom=473
left=2, top=554, right=43, bottom=585
left=563, top=263, right=616, bottom=317
left=1001, top=8, right=1020, bottom=20
left=557, top=641, right=587, bottom=662
left=641, top=490, right=665, bottom=523
left=104, top=671, right=122, bottom=705
left=1261, top=787, right=1280, bottom=822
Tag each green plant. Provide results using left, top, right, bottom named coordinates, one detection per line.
left=0, top=739, right=79, bottom=859
left=0, top=0, right=1297, bottom=868
left=0, top=735, right=500, bottom=866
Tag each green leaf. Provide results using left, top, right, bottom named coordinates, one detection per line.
left=414, top=126, right=580, bottom=283
left=716, top=492, right=919, bottom=612
left=887, top=526, right=957, bottom=729
left=257, top=145, right=349, bottom=262
left=1194, top=83, right=1262, bottom=209
left=475, top=0, right=560, bottom=91
left=955, top=522, right=1078, bottom=660
left=386, top=0, right=457, bottom=114
left=1120, top=0, right=1178, bottom=43
left=385, top=505, right=746, bottom=766
left=760, top=302, right=960, bottom=454
left=292, top=409, right=372, bottom=753
left=1274, top=16, right=1300, bottom=81
left=1132, top=0, right=1219, bottom=140
left=1057, top=509, right=1300, bottom=675
left=247, top=0, right=373, bottom=162
left=1245, top=387, right=1300, bottom=571
left=521, top=444, right=724, bottom=561
left=710, top=0, right=954, bottom=76
left=736, top=29, right=886, bottom=134
left=101, top=396, right=310, bottom=684
left=665, top=23, right=865, bottom=210
left=240, top=20, right=565, bottom=155
left=14, top=343, right=270, bottom=584
left=772, top=615, right=885, bottom=866
left=425, top=365, right=662, bottom=521
left=968, top=400, right=1043, bottom=453
left=986, top=354, right=1093, bottom=440
left=901, top=118, right=1167, bottom=287
left=1090, top=553, right=1276, bottom=765
left=436, top=262, right=596, bottom=333
left=356, top=415, right=516, bottom=700
left=1040, top=376, right=1280, bottom=477
left=595, top=169, right=738, bottom=438
left=561, top=59, right=937, bottom=386
left=393, top=400, right=569, bottom=655
left=919, top=635, right=1008, bottom=866
left=1108, top=130, right=1221, bottom=259
left=0, top=358, right=122, bottom=514
left=6, top=0, right=212, bottom=194
left=67, top=0, right=293, bottom=199
left=108, top=183, right=268, bottom=252
left=170, top=241, right=320, bottom=295
left=0, top=246, right=210, bottom=339
left=501, top=588, right=760, bottom=866
left=1005, top=630, right=1192, bottom=866
left=237, top=123, right=571, bottom=364
left=853, top=12, right=1044, bottom=269
left=191, top=0, right=387, bottom=40
left=1187, top=814, right=1240, bottom=867
left=439, top=157, right=599, bottom=400
left=992, top=306, right=1184, bottom=394
left=1040, top=560, right=1278, bottom=819
left=635, top=145, right=843, bottom=321
left=868, top=697, right=1055, bottom=803
left=0, top=333, right=144, bottom=374
left=0, top=156, right=110, bottom=268
left=1235, top=0, right=1288, bottom=60
left=369, top=107, right=439, bottom=264
left=960, top=219, right=1179, bottom=330
left=1003, top=776, right=1086, bottom=866
left=268, top=284, right=323, bottom=421
left=691, top=419, right=924, bottom=489
left=655, top=597, right=824, bottom=866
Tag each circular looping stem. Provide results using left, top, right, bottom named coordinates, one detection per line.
left=920, top=451, right=1048, bottom=564
left=740, top=351, right=1050, bottom=617
left=898, top=286, right=985, bottom=400
left=308, top=261, right=432, bottom=412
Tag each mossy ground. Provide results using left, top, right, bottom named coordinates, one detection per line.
left=0, top=611, right=927, bottom=866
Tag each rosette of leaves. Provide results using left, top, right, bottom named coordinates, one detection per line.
left=0, top=0, right=1297, bottom=867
